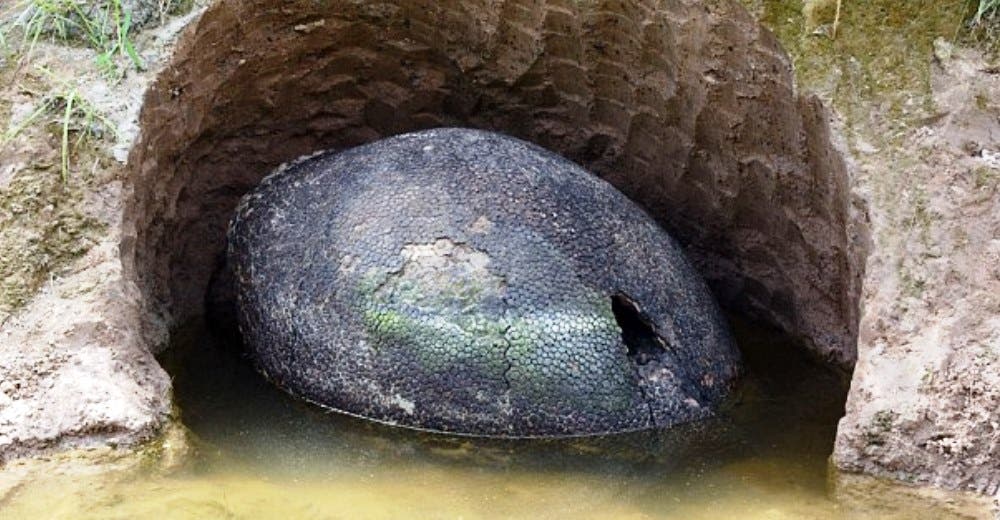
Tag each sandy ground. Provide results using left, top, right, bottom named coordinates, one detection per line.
left=833, top=40, right=1000, bottom=498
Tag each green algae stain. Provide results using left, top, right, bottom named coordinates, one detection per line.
left=355, top=251, right=635, bottom=413
left=357, top=256, right=510, bottom=376
left=505, top=305, right=635, bottom=413
left=741, top=0, right=967, bottom=134
left=361, top=305, right=510, bottom=375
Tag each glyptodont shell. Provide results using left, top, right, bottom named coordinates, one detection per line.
left=228, top=128, right=741, bottom=437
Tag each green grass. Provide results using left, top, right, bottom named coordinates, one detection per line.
left=973, top=0, right=1000, bottom=24
left=1, top=0, right=144, bottom=77
left=0, top=1, right=130, bottom=183
left=967, top=0, right=1000, bottom=51
left=0, top=67, right=118, bottom=182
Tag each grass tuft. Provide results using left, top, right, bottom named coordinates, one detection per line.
left=972, top=0, right=1000, bottom=24
left=966, top=0, right=1000, bottom=52
left=1, top=67, right=118, bottom=182
left=0, top=0, right=144, bottom=78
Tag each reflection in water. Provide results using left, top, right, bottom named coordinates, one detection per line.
left=3, top=318, right=977, bottom=519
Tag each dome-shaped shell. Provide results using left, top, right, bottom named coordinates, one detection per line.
left=228, top=128, right=740, bottom=437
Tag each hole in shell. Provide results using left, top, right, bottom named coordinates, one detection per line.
left=611, top=292, right=667, bottom=366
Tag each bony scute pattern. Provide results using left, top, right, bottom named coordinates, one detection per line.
left=229, top=128, right=741, bottom=437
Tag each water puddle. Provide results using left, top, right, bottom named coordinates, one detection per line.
left=0, top=319, right=982, bottom=519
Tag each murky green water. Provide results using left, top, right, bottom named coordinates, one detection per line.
left=0, top=320, right=984, bottom=519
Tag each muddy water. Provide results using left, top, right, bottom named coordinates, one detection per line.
left=0, top=320, right=969, bottom=519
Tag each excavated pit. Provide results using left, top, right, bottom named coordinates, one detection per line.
left=123, top=0, right=866, bottom=386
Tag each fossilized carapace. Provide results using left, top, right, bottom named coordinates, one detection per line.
left=228, top=128, right=740, bottom=437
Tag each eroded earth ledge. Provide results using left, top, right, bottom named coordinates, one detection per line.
left=6, top=0, right=995, bottom=508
